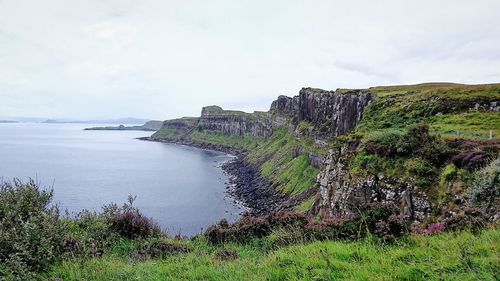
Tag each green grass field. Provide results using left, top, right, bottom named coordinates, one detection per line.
left=45, top=229, right=499, bottom=281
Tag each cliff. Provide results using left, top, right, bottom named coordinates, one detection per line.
left=270, top=88, right=373, bottom=138
left=151, top=83, right=500, bottom=221
left=198, top=106, right=273, bottom=137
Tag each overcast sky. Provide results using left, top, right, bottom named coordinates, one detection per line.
left=0, top=0, right=499, bottom=120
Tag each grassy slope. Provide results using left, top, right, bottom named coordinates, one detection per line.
left=246, top=128, right=322, bottom=196
left=364, top=83, right=500, bottom=139
left=46, top=229, right=499, bottom=280
left=348, top=84, right=499, bottom=207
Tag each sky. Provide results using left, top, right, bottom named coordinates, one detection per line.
left=0, top=0, right=499, bottom=120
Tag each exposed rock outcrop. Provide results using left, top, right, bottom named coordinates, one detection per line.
left=270, top=88, right=373, bottom=138
left=161, top=117, right=199, bottom=130
left=314, top=146, right=431, bottom=220
left=199, top=106, right=273, bottom=137
left=297, top=88, right=373, bottom=137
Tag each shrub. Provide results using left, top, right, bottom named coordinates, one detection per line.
left=111, top=211, right=161, bottom=239
left=451, top=151, right=493, bottom=171
left=467, top=158, right=499, bottom=210
left=364, top=123, right=452, bottom=165
left=0, top=179, right=66, bottom=278
left=426, top=223, right=446, bottom=235
left=205, top=212, right=309, bottom=245
left=374, top=215, right=411, bottom=242
left=264, top=211, right=309, bottom=229
left=303, top=217, right=346, bottom=241
left=442, top=208, right=488, bottom=232
left=63, top=210, right=119, bottom=258
left=441, top=163, right=458, bottom=183
left=404, top=158, right=436, bottom=177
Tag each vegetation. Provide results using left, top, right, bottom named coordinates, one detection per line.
left=0, top=180, right=65, bottom=279
left=1, top=84, right=498, bottom=280
left=245, top=128, right=322, bottom=195
left=46, top=228, right=500, bottom=281
left=360, top=83, right=500, bottom=139
left=190, top=131, right=262, bottom=150
left=150, top=128, right=186, bottom=141
left=1, top=181, right=497, bottom=280
left=467, top=158, right=500, bottom=210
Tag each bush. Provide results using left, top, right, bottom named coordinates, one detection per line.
left=264, top=211, right=309, bottom=229
left=205, top=211, right=309, bottom=244
left=404, top=158, right=436, bottom=177
left=63, top=210, right=119, bottom=258
left=205, top=215, right=271, bottom=244
left=451, top=151, right=493, bottom=171
left=467, top=158, right=499, bottom=210
left=441, top=163, right=458, bottom=183
left=374, top=215, right=411, bottom=242
left=208, top=203, right=410, bottom=244
left=442, top=208, right=488, bottom=232
left=111, top=211, right=161, bottom=239
left=304, top=203, right=409, bottom=242
left=364, top=123, right=452, bottom=165
left=0, top=179, right=66, bottom=278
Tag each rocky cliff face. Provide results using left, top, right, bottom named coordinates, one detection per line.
left=158, top=106, right=273, bottom=138
left=198, top=106, right=273, bottom=137
left=160, top=88, right=373, bottom=140
left=161, top=117, right=199, bottom=130
left=270, top=88, right=373, bottom=138
left=314, top=146, right=431, bottom=220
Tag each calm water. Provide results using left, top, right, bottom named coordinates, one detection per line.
left=0, top=123, right=243, bottom=236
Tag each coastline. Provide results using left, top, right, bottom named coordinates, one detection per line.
left=137, top=136, right=288, bottom=216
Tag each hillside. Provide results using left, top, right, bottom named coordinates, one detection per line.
left=150, top=83, right=500, bottom=221
left=84, top=120, right=163, bottom=131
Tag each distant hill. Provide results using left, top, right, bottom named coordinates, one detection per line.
left=84, top=120, right=163, bottom=131
left=42, top=117, right=150, bottom=124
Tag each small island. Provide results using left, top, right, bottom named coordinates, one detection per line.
left=84, top=120, right=163, bottom=131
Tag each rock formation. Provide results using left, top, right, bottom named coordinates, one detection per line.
left=314, top=146, right=431, bottom=221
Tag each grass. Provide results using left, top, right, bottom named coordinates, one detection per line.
left=358, top=84, right=500, bottom=133
left=430, top=112, right=500, bottom=140
left=189, top=131, right=263, bottom=150
left=150, top=128, right=186, bottom=140
left=294, top=195, right=316, bottom=212
left=45, top=228, right=500, bottom=281
left=246, top=128, right=322, bottom=196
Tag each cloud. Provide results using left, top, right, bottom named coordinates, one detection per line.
left=0, top=0, right=499, bottom=120
left=83, top=21, right=137, bottom=41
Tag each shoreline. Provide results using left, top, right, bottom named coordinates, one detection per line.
left=137, top=136, right=288, bottom=216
